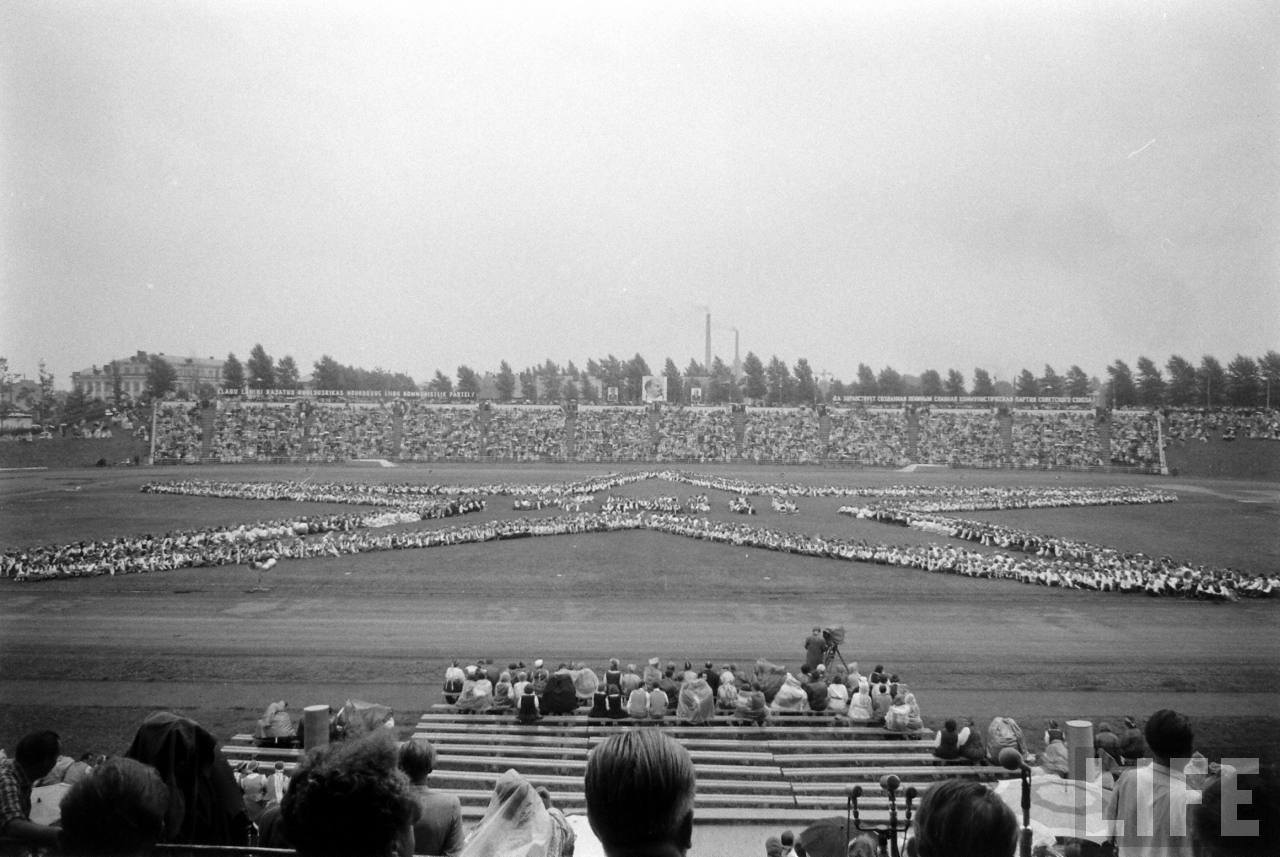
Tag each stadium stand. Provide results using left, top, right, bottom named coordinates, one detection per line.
left=219, top=708, right=1014, bottom=826
left=142, top=398, right=1280, bottom=473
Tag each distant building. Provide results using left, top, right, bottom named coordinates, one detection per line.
left=72, top=351, right=223, bottom=400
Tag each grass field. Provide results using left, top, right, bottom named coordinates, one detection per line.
left=2, top=463, right=1278, bottom=785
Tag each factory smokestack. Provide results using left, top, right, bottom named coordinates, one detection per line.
left=733, top=328, right=740, bottom=378
left=705, top=312, right=711, bottom=373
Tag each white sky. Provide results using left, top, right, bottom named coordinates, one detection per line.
left=2, top=0, right=1276, bottom=387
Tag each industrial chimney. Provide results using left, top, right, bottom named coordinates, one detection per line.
left=705, top=312, right=711, bottom=373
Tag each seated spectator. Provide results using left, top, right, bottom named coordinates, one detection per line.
left=903, top=693, right=925, bottom=732
left=240, top=760, right=270, bottom=822
left=847, top=684, right=875, bottom=722
left=1040, top=732, right=1069, bottom=778
left=282, top=731, right=418, bottom=857
left=620, top=664, right=642, bottom=696
left=647, top=682, right=670, bottom=722
left=1120, top=715, right=1147, bottom=763
left=456, top=666, right=494, bottom=713
left=802, top=666, right=829, bottom=713
left=516, top=685, right=542, bottom=724
left=627, top=684, right=652, bottom=720
left=770, top=673, right=809, bottom=712
left=1111, top=709, right=1198, bottom=857
left=58, top=757, right=170, bottom=857
left=589, top=687, right=611, bottom=719
left=536, top=786, right=576, bottom=857
left=985, top=716, right=1027, bottom=764
left=1095, top=721, right=1123, bottom=765
left=125, top=711, right=251, bottom=846
left=574, top=662, right=601, bottom=705
left=826, top=675, right=850, bottom=715
left=398, top=740, right=463, bottom=857
left=258, top=700, right=296, bottom=744
left=586, top=729, right=697, bottom=857
left=734, top=683, right=769, bottom=726
left=871, top=684, right=892, bottom=724
left=909, top=779, right=1018, bottom=857
left=443, top=661, right=465, bottom=705
left=676, top=672, right=715, bottom=725
left=541, top=666, right=580, bottom=715
left=491, top=672, right=515, bottom=711
left=605, top=684, right=628, bottom=720
left=461, top=769, right=556, bottom=857
left=716, top=673, right=739, bottom=711
left=886, top=696, right=918, bottom=735
left=932, top=720, right=966, bottom=762
left=0, top=730, right=64, bottom=850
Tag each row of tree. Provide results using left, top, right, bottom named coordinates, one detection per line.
left=1101, top=352, right=1280, bottom=409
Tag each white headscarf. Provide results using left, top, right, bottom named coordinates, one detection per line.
left=460, top=769, right=552, bottom=857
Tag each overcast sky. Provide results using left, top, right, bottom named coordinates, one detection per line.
left=2, top=0, right=1276, bottom=388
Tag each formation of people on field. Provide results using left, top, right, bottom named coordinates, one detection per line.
left=6, top=474, right=1269, bottom=597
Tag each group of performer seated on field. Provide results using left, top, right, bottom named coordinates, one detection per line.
left=441, top=656, right=927, bottom=731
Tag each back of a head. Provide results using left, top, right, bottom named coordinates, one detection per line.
left=1194, top=767, right=1280, bottom=857
left=283, top=731, right=417, bottom=857
left=397, top=739, right=436, bottom=783
left=14, top=730, right=60, bottom=778
left=1144, top=709, right=1194, bottom=763
left=913, top=779, right=1018, bottom=857
left=585, top=729, right=696, bottom=855
left=59, top=757, right=169, bottom=857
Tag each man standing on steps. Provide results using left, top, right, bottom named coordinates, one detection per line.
left=803, top=627, right=826, bottom=672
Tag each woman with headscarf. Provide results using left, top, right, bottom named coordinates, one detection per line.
left=676, top=671, right=715, bottom=724
left=491, top=672, right=515, bottom=712
left=459, top=769, right=557, bottom=857
left=456, top=667, right=494, bottom=714
left=903, top=692, right=924, bottom=732
left=571, top=662, right=599, bottom=706
left=846, top=683, right=875, bottom=722
left=124, top=711, right=252, bottom=846
left=769, top=673, right=809, bottom=712
left=826, top=675, right=850, bottom=715
left=734, top=683, right=768, bottom=726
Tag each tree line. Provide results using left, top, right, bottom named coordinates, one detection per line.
left=212, top=345, right=1280, bottom=408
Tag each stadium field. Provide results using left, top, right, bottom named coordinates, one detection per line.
left=2, top=463, right=1278, bottom=777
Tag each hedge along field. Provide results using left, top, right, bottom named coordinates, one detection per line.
left=1, top=463, right=1278, bottom=766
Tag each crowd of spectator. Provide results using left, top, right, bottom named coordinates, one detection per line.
left=916, top=409, right=1005, bottom=468
left=400, top=405, right=483, bottom=462
left=742, top=409, right=822, bottom=463
left=484, top=406, right=563, bottom=460
left=571, top=407, right=652, bottom=461
left=148, top=401, right=1280, bottom=469
left=654, top=407, right=736, bottom=462
left=1164, top=407, right=1280, bottom=442
left=1010, top=411, right=1104, bottom=468
left=826, top=408, right=909, bottom=465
